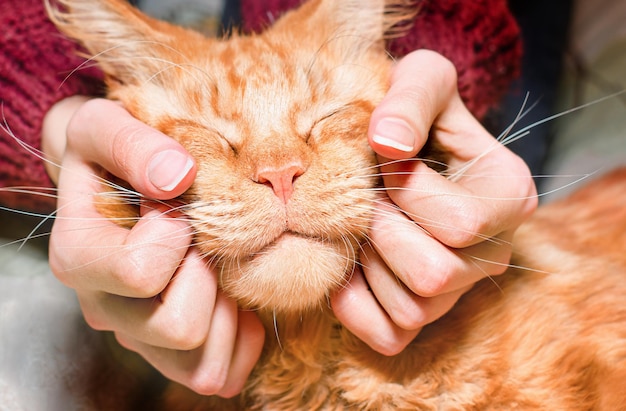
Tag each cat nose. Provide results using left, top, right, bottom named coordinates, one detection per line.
left=256, top=164, right=305, bottom=203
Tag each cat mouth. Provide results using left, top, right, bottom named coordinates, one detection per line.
left=264, top=231, right=321, bottom=251
left=246, top=230, right=335, bottom=263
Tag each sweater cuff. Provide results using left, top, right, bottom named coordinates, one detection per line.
left=0, top=0, right=104, bottom=212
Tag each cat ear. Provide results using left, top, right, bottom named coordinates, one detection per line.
left=46, top=0, right=203, bottom=86
left=269, top=0, right=418, bottom=52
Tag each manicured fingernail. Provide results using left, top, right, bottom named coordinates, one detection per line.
left=372, top=118, right=415, bottom=152
left=148, top=150, right=194, bottom=192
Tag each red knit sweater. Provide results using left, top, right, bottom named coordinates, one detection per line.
left=0, top=0, right=521, bottom=212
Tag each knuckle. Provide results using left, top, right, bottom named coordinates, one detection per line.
left=105, top=123, right=143, bottom=182
left=81, top=310, right=108, bottom=331
left=406, top=262, right=453, bottom=298
left=162, top=320, right=208, bottom=351
left=442, top=203, right=491, bottom=248
left=47, top=243, right=71, bottom=286
left=487, top=246, right=513, bottom=276
left=116, top=246, right=173, bottom=298
left=404, top=50, right=458, bottom=91
left=78, top=298, right=110, bottom=331
left=68, top=98, right=143, bottom=181
left=47, top=224, right=76, bottom=286
left=412, top=275, right=446, bottom=298
left=505, top=153, right=538, bottom=213
left=436, top=54, right=458, bottom=85
left=390, top=308, right=426, bottom=331
left=187, top=366, right=229, bottom=396
left=371, top=336, right=410, bottom=357
left=66, top=98, right=105, bottom=146
left=217, top=381, right=246, bottom=399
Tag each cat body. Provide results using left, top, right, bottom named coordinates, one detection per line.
left=47, top=0, right=626, bottom=409
left=164, top=169, right=626, bottom=410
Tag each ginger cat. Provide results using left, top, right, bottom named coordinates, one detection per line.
left=47, top=0, right=626, bottom=409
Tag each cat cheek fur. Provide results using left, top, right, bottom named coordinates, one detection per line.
left=181, top=109, right=381, bottom=313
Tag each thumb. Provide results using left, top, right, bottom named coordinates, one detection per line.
left=66, top=98, right=196, bottom=200
left=368, top=50, right=459, bottom=159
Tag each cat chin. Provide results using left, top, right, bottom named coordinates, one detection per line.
left=219, top=233, right=353, bottom=314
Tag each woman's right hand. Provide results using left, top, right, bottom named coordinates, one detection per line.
left=42, top=97, right=265, bottom=397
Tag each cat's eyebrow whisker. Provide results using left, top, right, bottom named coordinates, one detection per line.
left=84, top=53, right=215, bottom=93
left=306, top=29, right=380, bottom=76
left=140, top=58, right=213, bottom=89
left=59, top=40, right=192, bottom=85
left=89, top=40, right=212, bottom=79
left=63, top=41, right=217, bottom=111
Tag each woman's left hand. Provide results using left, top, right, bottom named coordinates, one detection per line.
left=330, top=50, right=537, bottom=356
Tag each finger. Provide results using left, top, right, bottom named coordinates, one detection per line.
left=330, top=267, right=418, bottom=356
left=368, top=50, right=536, bottom=246
left=369, top=50, right=458, bottom=159
left=66, top=98, right=196, bottom=199
left=50, top=154, right=193, bottom=297
left=41, top=95, right=92, bottom=184
left=116, top=293, right=264, bottom=398
left=215, top=310, right=265, bottom=398
left=115, top=292, right=236, bottom=395
left=379, top=150, right=535, bottom=248
left=77, top=249, right=216, bottom=350
left=361, top=241, right=475, bottom=330
left=368, top=200, right=513, bottom=297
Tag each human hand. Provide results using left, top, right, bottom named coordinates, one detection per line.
left=330, top=50, right=537, bottom=355
left=42, top=97, right=265, bottom=397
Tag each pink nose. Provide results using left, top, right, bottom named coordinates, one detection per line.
left=256, top=164, right=305, bottom=203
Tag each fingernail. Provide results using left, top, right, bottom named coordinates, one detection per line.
left=372, top=118, right=415, bottom=153
left=148, top=150, right=194, bottom=192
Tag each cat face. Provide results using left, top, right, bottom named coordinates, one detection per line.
left=49, top=0, right=413, bottom=313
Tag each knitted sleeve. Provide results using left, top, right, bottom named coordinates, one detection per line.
left=0, top=0, right=104, bottom=212
left=239, top=0, right=522, bottom=120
